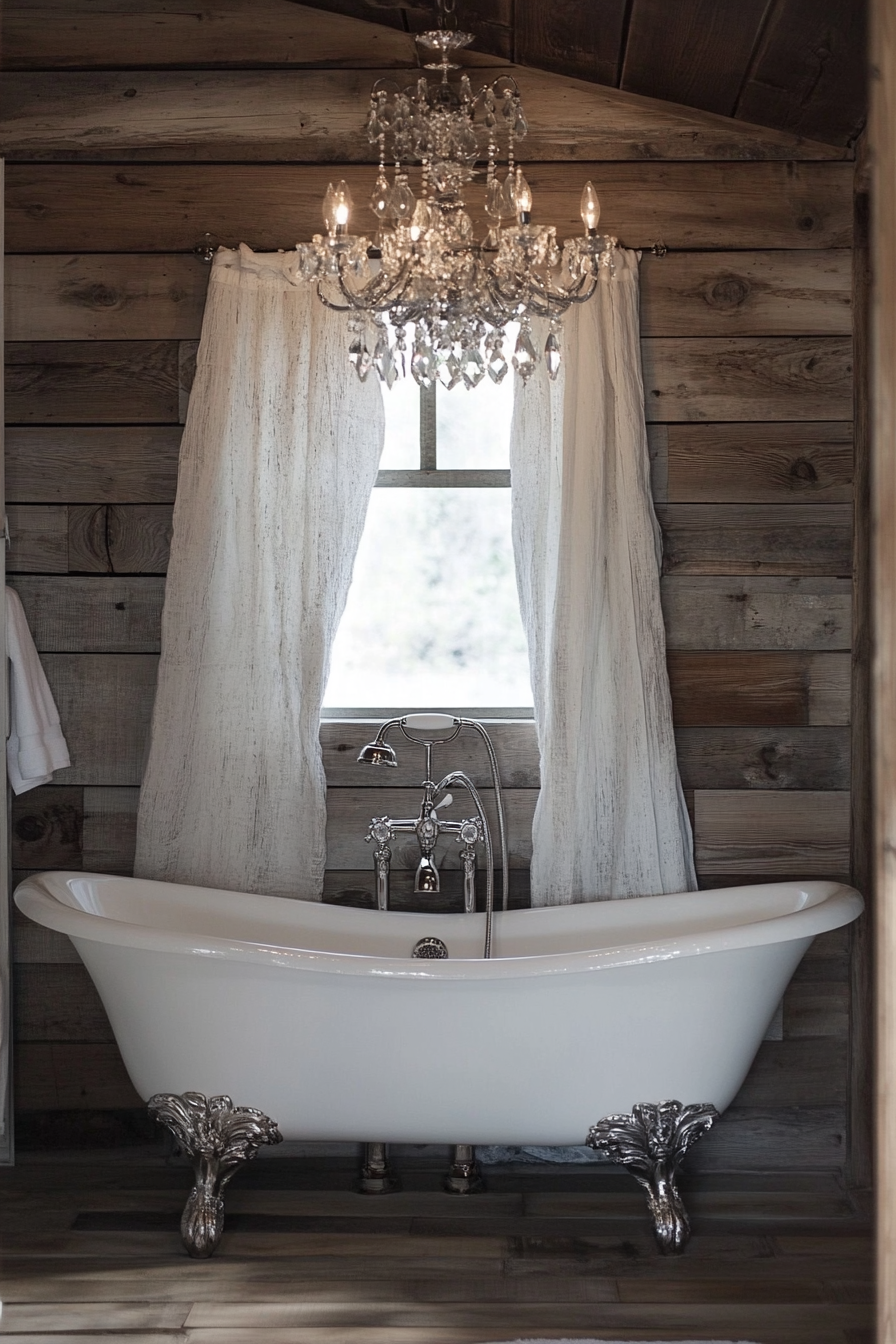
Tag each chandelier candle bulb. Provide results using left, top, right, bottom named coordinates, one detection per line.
left=580, top=181, right=601, bottom=234
left=514, top=169, right=533, bottom=223
left=298, top=0, right=618, bottom=388
left=323, top=180, right=353, bottom=236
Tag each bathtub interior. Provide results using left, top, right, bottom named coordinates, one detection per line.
left=31, top=871, right=847, bottom=962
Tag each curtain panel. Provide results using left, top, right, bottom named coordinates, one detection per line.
left=510, top=248, right=696, bottom=904
left=134, top=246, right=385, bottom=899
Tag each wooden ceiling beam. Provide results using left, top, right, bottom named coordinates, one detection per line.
left=620, top=0, right=770, bottom=119
left=515, top=0, right=628, bottom=86
left=0, top=66, right=848, bottom=163
left=735, top=0, right=867, bottom=147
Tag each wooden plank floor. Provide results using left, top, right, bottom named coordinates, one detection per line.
left=0, top=1148, right=873, bottom=1343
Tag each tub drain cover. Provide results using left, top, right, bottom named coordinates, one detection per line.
left=412, top=937, right=449, bottom=959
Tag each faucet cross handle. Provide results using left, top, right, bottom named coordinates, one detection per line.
left=366, top=817, right=394, bottom=846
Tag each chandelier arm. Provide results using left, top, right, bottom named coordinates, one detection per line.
left=329, top=254, right=417, bottom=313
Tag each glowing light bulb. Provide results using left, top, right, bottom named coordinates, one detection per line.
left=323, top=179, right=353, bottom=234
left=580, top=180, right=600, bottom=233
left=514, top=168, right=533, bottom=220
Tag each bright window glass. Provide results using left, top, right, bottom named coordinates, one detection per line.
left=323, top=379, right=532, bottom=713
left=435, top=377, right=513, bottom=469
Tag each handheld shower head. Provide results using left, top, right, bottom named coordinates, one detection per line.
left=357, top=738, right=399, bottom=767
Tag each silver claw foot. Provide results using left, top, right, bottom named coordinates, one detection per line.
left=148, top=1091, right=283, bottom=1258
left=358, top=1142, right=401, bottom=1194
left=443, top=1143, right=484, bottom=1195
left=586, top=1099, right=718, bottom=1254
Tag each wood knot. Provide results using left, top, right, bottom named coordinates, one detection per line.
left=63, top=282, right=122, bottom=310
left=790, top=456, right=818, bottom=484
left=706, top=275, right=749, bottom=309
left=15, top=815, right=46, bottom=843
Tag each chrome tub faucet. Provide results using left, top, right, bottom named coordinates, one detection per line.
left=358, top=713, right=509, bottom=959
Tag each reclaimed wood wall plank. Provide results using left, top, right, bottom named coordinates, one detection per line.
left=641, top=337, right=853, bottom=422
left=326, top=723, right=851, bottom=792
left=639, top=250, right=852, bottom=337
left=657, top=503, right=853, bottom=575
left=6, top=251, right=853, bottom=342
left=4, top=255, right=209, bottom=342
left=674, top=726, right=850, bottom=790
left=13, top=964, right=114, bottom=1043
left=8, top=335, right=853, bottom=427
left=784, top=983, right=850, bottom=1038
left=667, top=651, right=850, bottom=727
left=321, top=720, right=540, bottom=790
left=4, top=162, right=854, bottom=253
left=83, top=787, right=140, bottom=873
left=661, top=578, right=852, bottom=650
left=11, top=786, right=84, bottom=872
left=42, top=655, right=159, bottom=787
left=13, top=1043, right=142, bottom=1110
left=6, top=504, right=68, bottom=573
left=5, top=341, right=180, bottom=424
left=11, top=903, right=81, bottom=964
left=67, top=505, right=173, bottom=574
left=693, top=789, right=851, bottom=876
left=0, top=68, right=846, bottom=164
left=5, top=427, right=182, bottom=504
left=1, top=0, right=420, bottom=70
left=732, top=1039, right=848, bottom=1107
left=658, top=422, right=853, bottom=504
left=687, top=1105, right=846, bottom=1171
left=8, top=577, right=165, bottom=652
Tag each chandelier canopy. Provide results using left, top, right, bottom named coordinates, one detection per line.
left=294, top=3, right=616, bottom=390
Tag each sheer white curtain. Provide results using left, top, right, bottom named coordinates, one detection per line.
left=511, top=248, right=696, bottom=904
left=134, top=245, right=384, bottom=900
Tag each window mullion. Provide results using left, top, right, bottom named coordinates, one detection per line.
left=420, top=383, right=437, bottom=471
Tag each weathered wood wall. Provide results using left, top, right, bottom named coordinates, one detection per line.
left=2, top=1, right=863, bottom=1172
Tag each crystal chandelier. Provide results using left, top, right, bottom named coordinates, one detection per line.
left=293, top=1, right=616, bottom=389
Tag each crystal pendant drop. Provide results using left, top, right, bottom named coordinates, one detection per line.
left=373, top=335, right=397, bottom=388
left=512, top=329, right=538, bottom=380
left=356, top=340, right=373, bottom=382
left=461, top=347, right=486, bottom=389
left=485, top=177, right=503, bottom=219
left=544, top=331, right=562, bottom=380
left=369, top=173, right=392, bottom=221
left=438, top=354, right=461, bottom=390
left=487, top=347, right=509, bottom=384
left=411, top=343, right=436, bottom=388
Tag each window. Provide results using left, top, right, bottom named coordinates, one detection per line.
left=323, top=376, right=533, bottom=716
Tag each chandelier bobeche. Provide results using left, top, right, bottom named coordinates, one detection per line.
left=294, top=10, right=616, bottom=390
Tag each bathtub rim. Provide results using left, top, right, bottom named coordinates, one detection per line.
left=14, top=870, right=863, bottom=982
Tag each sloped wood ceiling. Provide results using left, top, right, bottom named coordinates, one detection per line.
left=293, top=0, right=868, bottom=148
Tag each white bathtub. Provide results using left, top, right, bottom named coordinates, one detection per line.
left=15, top=871, right=862, bottom=1147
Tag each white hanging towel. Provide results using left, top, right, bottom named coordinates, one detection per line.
left=6, top=587, right=70, bottom=794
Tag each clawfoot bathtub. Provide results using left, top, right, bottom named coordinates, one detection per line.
left=15, top=871, right=862, bottom=1255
